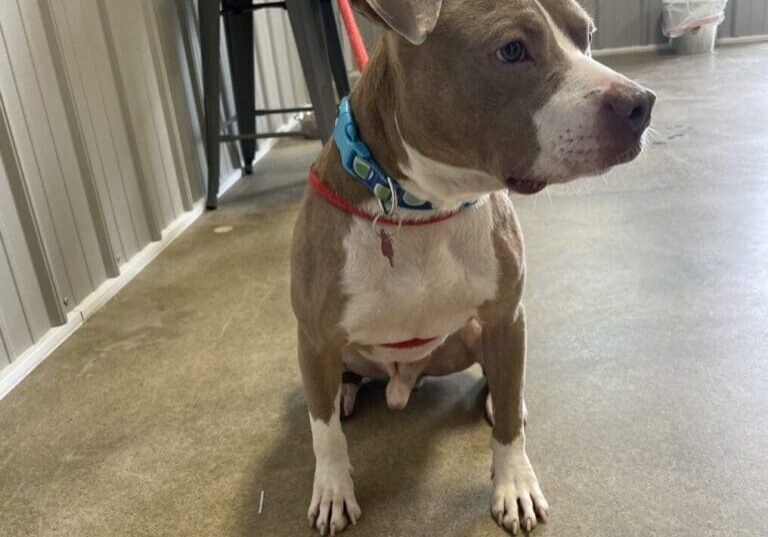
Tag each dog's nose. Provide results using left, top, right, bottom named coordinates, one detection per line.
left=605, top=84, right=656, bottom=133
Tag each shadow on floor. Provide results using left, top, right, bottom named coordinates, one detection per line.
left=236, top=374, right=490, bottom=536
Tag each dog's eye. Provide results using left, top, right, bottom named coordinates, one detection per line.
left=496, top=41, right=527, bottom=63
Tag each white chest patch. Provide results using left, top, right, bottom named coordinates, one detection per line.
left=340, top=200, right=499, bottom=363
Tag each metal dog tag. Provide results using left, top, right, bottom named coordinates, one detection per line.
left=379, top=229, right=394, bottom=267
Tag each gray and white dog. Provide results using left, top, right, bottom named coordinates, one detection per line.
left=291, top=0, right=655, bottom=534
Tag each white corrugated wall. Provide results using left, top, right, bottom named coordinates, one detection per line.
left=0, top=0, right=310, bottom=393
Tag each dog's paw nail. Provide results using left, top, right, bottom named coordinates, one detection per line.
left=538, top=508, right=548, bottom=523
left=525, top=517, right=532, bottom=532
left=511, top=519, right=520, bottom=534
left=348, top=510, right=358, bottom=526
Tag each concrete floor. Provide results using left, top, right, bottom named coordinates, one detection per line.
left=1, top=43, right=767, bottom=537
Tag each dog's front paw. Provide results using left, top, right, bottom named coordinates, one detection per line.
left=490, top=439, right=549, bottom=534
left=308, top=462, right=361, bottom=535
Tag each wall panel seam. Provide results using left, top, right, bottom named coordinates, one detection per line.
left=0, top=72, right=65, bottom=326
left=15, top=0, right=101, bottom=290
left=0, top=320, right=10, bottom=362
left=56, top=2, right=127, bottom=259
left=37, top=0, right=119, bottom=278
left=96, top=0, right=163, bottom=242
left=75, top=1, right=146, bottom=250
left=0, top=230, right=34, bottom=345
left=0, top=18, right=79, bottom=309
left=135, top=52, right=182, bottom=220
left=143, top=1, right=194, bottom=212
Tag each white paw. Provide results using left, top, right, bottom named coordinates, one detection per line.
left=308, top=462, right=361, bottom=535
left=385, top=379, right=412, bottom=410
left=490, top=438, right=549, bottom=534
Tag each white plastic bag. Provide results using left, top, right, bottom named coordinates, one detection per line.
left=662, top=0, right=729, bottom=38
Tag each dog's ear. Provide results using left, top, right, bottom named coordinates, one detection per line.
left=351, top=0, right=443, bottom=45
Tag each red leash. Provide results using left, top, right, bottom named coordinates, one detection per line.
left=337, top=0, right=369, bottom=70
left=308, top=170, right=462, bottom=226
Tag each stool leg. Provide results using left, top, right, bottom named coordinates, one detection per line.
left=223, top=0, right=256, bottom=175
left=285, top=0, right=337, bottom=142
left=199, top=0, right=221, bottom=209
left=319, top=0, right=350, bottom=97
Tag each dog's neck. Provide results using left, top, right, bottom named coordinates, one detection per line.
left=314, top=38, right=411, bottom=207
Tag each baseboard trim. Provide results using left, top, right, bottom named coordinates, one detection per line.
left=593, top=34, right=768, bottom=58
left=717, top=35, right=768, bottom=46
left=0, top=200, right=206, bottom=401
left=0, top=312, right=82, bottom=401
left=76, top=200, right=205, bottom=319
left=0, top=114, right=303, bottom=402
left=593, top=43, right=670, bottom=58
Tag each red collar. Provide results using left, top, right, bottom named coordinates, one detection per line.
left=308, top=169, right=463, bottom=226
left=380, top=337, right=438, bottom=349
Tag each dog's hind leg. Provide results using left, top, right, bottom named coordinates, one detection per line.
left=340, top=372, right=363, bottom=420
left=423, top=319, right=483, bottom=375
left=340, top=347, right=388, bottom=419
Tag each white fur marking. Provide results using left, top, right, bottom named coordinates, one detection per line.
left=308, top=389, right=361, bottom=533
left=530, top=3, right=635, bottom=182
left=491, top=434, right=550, bottom=532
left=398, top=135, right=501, bottom=209
left=340, top=201, right=499, bottom=364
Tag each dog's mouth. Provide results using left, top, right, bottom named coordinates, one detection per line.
left=506, top=178, right=547, bottom=195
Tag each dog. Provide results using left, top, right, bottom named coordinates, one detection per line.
left=290, top=0, right=655, bottom=534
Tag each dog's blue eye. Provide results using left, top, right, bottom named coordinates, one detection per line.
left=497, top=41, right=527, bottom=63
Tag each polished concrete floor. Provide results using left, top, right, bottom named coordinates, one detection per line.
left=1, top=43, right=767, bottom=537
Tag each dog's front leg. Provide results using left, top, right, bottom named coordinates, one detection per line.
left=298, top=329, right=361, bottom=535
left=482, top=305, right=549, bottom=534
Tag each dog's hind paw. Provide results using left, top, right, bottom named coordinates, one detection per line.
left=340, top=382, right=359, bottom=419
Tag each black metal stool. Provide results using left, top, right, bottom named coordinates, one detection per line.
left=199, top=0, right=350, bottom=209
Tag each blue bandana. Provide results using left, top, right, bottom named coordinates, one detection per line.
left=333, top=97, right=475, bottom=212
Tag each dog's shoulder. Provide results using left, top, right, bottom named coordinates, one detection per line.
left=488, top=191, right=525, bottom=266
left=290, top=190, right=350, bottom=333
left=482, top=192, right=526, bottom=317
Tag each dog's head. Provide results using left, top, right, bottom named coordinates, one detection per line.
left=353, top=0, right=656, bottom=202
